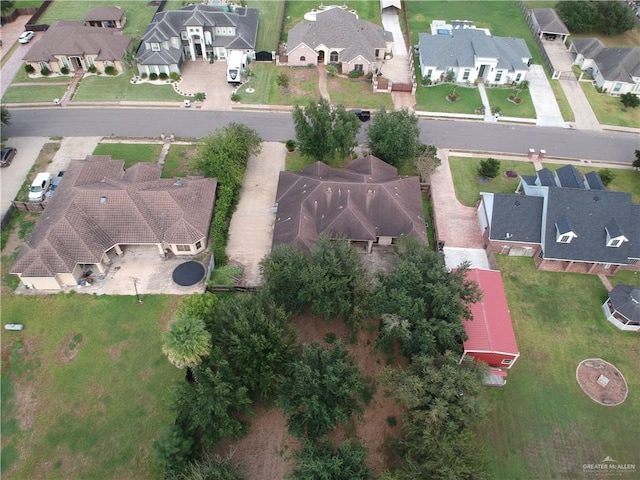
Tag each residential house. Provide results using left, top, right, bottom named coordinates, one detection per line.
left=530, top=8, right=570, bottom=42
left=84, top=6, right=126, bottom=30
left=136, top=4, right=258, bottom=76
left=272, top=155, right=427, bottom=253
left=11, top=156, right=217, bottom=290
left=286, top=8, right=393, bottom=74
left=460, top=268, right=520, bottom=387
left=22, top=21, right=131, bottom=74
left=602, top=284, right=640, bottom=332
left=418, top=27, right=532, bottom=84
left=478, top=165, right=640, bottom=275
left=570, top=38, right=640, bottom=95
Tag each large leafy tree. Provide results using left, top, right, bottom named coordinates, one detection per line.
left=260, top=244, right=310, bottom=314
left=1, top=0, right=14, bottom=16
left=593, top=1, right=636, bottom=35
left=633, top=150, right=640, bottom=170
left=557, top=1, right=635, bottom=35
left=1, top=106, right=10, bottom=126
left=162, top=316, right=212, bottom=369
left=290, top=438, right=371, bottom=480
left=292, top=97, right=360, bottom=162
left=278, top=342, right=365, bottom=439
left=556, top=0, right=598, bottom=33
left=168, top=453, right=243, bottom=480
left=366, top=108, right=422, bottom=166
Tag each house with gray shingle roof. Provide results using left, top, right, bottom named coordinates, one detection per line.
left=478, top=166, right=640, bottom=275
left=285, top=8, right=393, bottom=74
left=272, top=155, right=427, bottom=253
left=84, top=6, right=126, bottom=29
left=530, top=8, right=570, bottom=42
left=570, top=38, right=640, bottom=96
left=11, top=156, right=217, bottom=290
left=418, top=28, right=531, bottom=84
left=136, top=4, right=258, bottom=76
left=22, top=21, right=131, bottom=74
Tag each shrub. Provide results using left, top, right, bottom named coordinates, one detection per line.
left=348, top=69, right=364, bottom=78
left=140, top=72, right=148, bottom=79
left=25, top=64, right=35, bottom=74
left=193, top=92, right=206, bottom=101
left=445, top=70, right=455, bottom=83
left=149, top=72, right=158, bottom=81
left=422, top=76, right=432, bottom=85
left=159, top=72, right=168, bottom=80
left=40, top=66, right=51, bottom=76
left=105, top=66, right=117, bottom=76
left=170, top=72, right=180, bottom=82
left=478, top=158, right=501, bottom=179
left=276, top=72, right=289, bottom=89
left=60, top=66, right=69, bottom=75
left=230, top=92, right=240, bottom=102
left=491, top=106, right=501, bottom=115
left=598, top=168, right=615, bottom=186
left=326, top=65, right=338, bottom=77
left=285, top=139, right=296, bottom=152
left=620, top=92, right=640, bottom=109
left=87, top=65, right=97, bottom=74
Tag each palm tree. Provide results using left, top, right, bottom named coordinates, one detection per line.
left=162, top=317, right=212, bottom=370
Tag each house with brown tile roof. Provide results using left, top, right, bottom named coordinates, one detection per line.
left=272, top=155, right=427, bottom=253
left=11, top=156, right=217, bottom=290
left=23, top=21, right=131, bottom=74
left=84, top=6, right=127, bottom=30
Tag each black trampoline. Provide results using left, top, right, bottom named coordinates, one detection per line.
left=172, top=261, right=205, bottom=286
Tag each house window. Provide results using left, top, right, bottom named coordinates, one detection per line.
left=501, top=359, right=513, bottom=365
left=39, top=62, right=48, bottom=70
left=104, top=60, right=113, bottom=67
left=426, top=69, right=432, bottom=78
left=87, top=56, right=95, bottom=67
left=330, top=51, right=339, bottom=62
left=495, top=71, right=503, bottom=82
left=629, top=258, right=639, bottom=265
left=195, top=240, right=202, bottom=250
left=375, top=49, right=380, bottom=57
left=151, top=43, right=161, bottom=52
left=181, top=31, right=188, bottom=40
left=175, top=244, right=191, bottom=252
left=613, top=83, right=623, bottom=92
left=354, top=64, right=363, bottom=72
left=462, top=69, right=471, bottom=80
left=515, top=73, right=522, bottom=82
left=300, top=55, right=306, bottom=62
left=60, top=56, right=69, bottom=68
left=559, top=234, right=571, bottom=243
left=608, top=239, right=621, bottom=247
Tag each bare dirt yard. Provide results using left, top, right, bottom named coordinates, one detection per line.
left=576, top=358, right=628, bottom=406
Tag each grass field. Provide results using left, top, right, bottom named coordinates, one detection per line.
left=161, top=144, right=198, bottom=178
left=326, top=76, right=393, bottom=109
left=11, top=67, right=72, bottom=84
left=548, top=79, right=575, bottom=122
left=247, top=0, right=285, bottom=52
left=236, top=63, right=320, bottom=105
left=73, top=72, right=187, bottom=102
left=92, top=143, right=162, bottom=168
left=484, top=87, right=536, bottom=118
left=1, top=85, right=68, bottom=103
left=479, top=257, right=640, bottom=479
left=0, top=294, right=182, bottom=479
left=579, top=83, right=640, bottom=129
left=416, top=84, right=483, bottom=114
left=285, top=149, right=352, bottom=171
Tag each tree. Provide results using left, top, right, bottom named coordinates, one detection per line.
left=634, top=150, right=640, bottom=170
left=594, top=1, right=636, bottom=35
left=1, top=0, right=14, bottom=16
left=260, top=244, right=310, bottom=315
left=153, top=424, right=195, bottom=475
left=414, top=144, right=441, bottom=182
left=366, top=108, right=422, bottom=166
left=278, top=342, right=365, bottom=439
left=557, top=1, right=635, bottom=35
left=292, top=98, right=359, bottom=162
left=1, top=106, right=10, bottom=126
left=290, top=438, right=371, bottom=480
left=168, top=453, right=243, bottom=480
left=620, top=92, right=640, bottom=109
left=477, top=158, right=500, bottom=179
left=556, top=1, right=598, bottom=33
left=176, top=292, right=218, bottom=323
left=162, top=316, right=212, bottom=369
left=598, top=168, right=615, bottom=186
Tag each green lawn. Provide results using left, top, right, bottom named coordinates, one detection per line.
left=161, top=144, right=198, bottom=178
left=0, top=294, right=182, bottom=479
left=416, top=84, right=483, bottom=114
left=549, top=79, right=575, bottom=122
left=73, top=71, right=187, bottom=102
left=579, top=83, right=640, bottom=129
left=326, top=76, right=393, bottom=109
left=285, top=149, right=352, bottom=171
left=479, top=257, right=640, bottom=479
left=38, top=0, right=159, bottom=37
left=11, top=67, right=71, bottom=84
left=484, top=87, right=536, bottom=118
left=236, top=63, right=319, bottom=105
left=247, top=0, right=285, bottom=52
left=1, top=85, right=68, bottom=103
left=92, top=143, right=162, bottom=168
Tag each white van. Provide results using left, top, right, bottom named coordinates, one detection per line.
left=29, top=172, right=52, bottom=202
left=226, top=50, right=246, bottom=84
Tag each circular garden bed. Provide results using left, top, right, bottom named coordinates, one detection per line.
left=576, top=358, right=628, bottom=406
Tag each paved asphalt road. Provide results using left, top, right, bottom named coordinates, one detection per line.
left=3, top=108, right=639, bottom=163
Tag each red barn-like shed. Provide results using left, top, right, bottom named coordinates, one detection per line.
left=461, top=269, right=520, bottom=373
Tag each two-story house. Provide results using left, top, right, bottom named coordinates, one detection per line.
left=136, top=4, right=258, bottom=77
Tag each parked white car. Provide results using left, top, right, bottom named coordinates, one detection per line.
left=18, top=31, right=35, bottom=44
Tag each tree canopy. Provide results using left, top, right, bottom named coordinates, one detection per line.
left=0, top=0, right=14, bottom=16
left=290, top=438, right=371, bottom=480
left=366, top=108, right=422, bottom=166
left=292, top=98, right=360, bottom=162
left=556, top=1, right=636, bottom=35
left=162, top=316, right=212, bottom=369
left=1, top=106, right=10, bottom=126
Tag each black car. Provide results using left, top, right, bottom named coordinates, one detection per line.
left=0, top=148, right=17, bottom=167
left=351, top=109, right=371, bottom=122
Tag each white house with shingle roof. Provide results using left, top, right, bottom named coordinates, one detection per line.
left=418, top=28, right=531, bottom=84
left=11, top=157, right=217, bottom=290
left=286, top=8, right=393, bottom=74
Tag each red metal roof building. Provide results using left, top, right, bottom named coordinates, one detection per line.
left=460, top=269, right=520, bottom=374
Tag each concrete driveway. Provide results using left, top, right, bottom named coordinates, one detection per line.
left=0, top=137, right=50, bottom=218
left=527, top=65, right=566, bottom=128
left=226, top=142, right=286, bottom=286
left=48, top=136, right=102, bottom=173
left=176, top=61, right=233, bottom=111
left=0, top=15, right=37, bottom=97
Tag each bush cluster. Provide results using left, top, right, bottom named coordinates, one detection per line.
left=170, top=72, right=180, bottom=82
left=149, top=72, right=158, bottom=81
left=159, top=72, right=168, bottom=80
left=104, top=66, right=117, bottom=76
left=60, top=66, right=69, bottom=75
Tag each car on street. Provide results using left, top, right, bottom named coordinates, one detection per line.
left=0, top=147, right=17, bottom=167
left=18, top=31, right=35, bottom=44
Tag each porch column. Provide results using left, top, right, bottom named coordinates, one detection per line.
left=563, top=261, right=573, bottom=272
left=587, top=263, right=597, bottom=273
left=367, top=240, right=373, bottom=254
left=114, top=244, right=123, bottom=255
left=189, top=38, right=196, bottom=61
left=101, top=252, right=111, bottom=265
left=157, top=244, right=165, bottom=256
left=95, top=263, right=105, bottom=275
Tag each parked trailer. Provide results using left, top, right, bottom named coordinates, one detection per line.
left=226, top=50, right=246, bottom=84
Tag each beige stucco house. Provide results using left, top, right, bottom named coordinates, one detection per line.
left=84, top=6, right=127, bottom=30
left=11, top=156, right=218, bottom=290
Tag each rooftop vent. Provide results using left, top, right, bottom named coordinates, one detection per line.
left=100, top=196, right=107, bottom=204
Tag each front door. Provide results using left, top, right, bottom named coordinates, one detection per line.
left=318, top=50, right=325, bottom=63
left=71, top=57, right=83, bottom=71
left=478, top=64, right=486, bottom=79
left=195, top=43, right=202, bottom=57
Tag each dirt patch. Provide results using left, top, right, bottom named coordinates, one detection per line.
left=107, top=341, right=128, bottom=361
left=282, top=67, right=318, bottom=97
left=57, top=332, right=83, bottom=364
left=576, top=358, right=628, bottom=406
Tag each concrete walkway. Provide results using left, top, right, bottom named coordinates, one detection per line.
left=527, top=65, right=566, bottom=128
left=477, top=83, right=495, bottom=122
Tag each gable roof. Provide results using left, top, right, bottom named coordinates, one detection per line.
left=555, top=164, right=584, bottom=189
left=272, top=155, right=427, bottom=251
left=286, top=8, right=391, bottom=63
left=11, top=157, right=217, bottom=278
left=418, top=29, right=531, bottom=71
left=486, top=193, right=543, bottom=243
left=463, top=269, right=519, bottom=356
left=609, top=284, right=640, bottom=324
left=584, top=171, right=605, bottom=190
left=572, top=38, right=640, bottom=82
left=23, top=21, right=131, bottom=62
left=531, top=8, right=570, bottom=35
left=84, top=6, right=125, bottom=22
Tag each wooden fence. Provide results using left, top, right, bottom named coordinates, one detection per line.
left=12, top=201, right=45, bottom=212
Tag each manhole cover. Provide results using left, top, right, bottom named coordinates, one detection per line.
left=172, top=261, right=205, bottom=286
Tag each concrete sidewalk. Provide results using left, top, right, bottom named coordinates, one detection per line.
left=527, top=65, right=566, bottom=128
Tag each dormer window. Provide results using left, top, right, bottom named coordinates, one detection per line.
left=559, top=234, right=572, bottom=243
left=555, top=217, right=576, bottom=244
left=605, top=218, right=627, bottom=248
left=151, top=43, right=161, bottom=52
